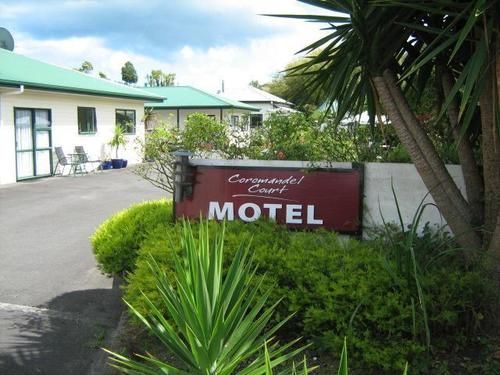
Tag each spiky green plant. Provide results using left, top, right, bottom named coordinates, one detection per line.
left=336, top=337, right=408, bottom=375
left=105, top=220, right=310, bottom=374
left=108, top=124, right=127, bottom=158
left=337, top=337, right=348, bottom=375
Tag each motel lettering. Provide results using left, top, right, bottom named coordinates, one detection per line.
left=208, top=201, right=323, bottom=225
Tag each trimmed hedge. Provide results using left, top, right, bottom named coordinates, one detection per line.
left=122, top=219, right=491, bottom=372
left=91, top=199, right=173, bottom=275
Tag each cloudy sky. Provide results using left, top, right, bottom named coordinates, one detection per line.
left=0, top=0, right=329, bottom=92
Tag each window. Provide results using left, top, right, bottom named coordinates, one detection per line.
left=116, top=109, right=136, bottom=134
left=78, top=107, right=97, bottom=134
left=250, top=114, right=263, bottom=128
left=230, top=115, right=239, bottom=127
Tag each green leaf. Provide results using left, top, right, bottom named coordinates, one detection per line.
left=104, top=219, right=310, bottom=374
left=337, top=337, right=348, bottom=375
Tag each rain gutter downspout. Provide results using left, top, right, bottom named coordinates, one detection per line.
left=2, top=85, right=25, bottom=97
left=0, top=85, right=25, bottom=124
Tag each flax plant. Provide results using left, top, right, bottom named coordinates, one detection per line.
left=105, top=220, right=310, bottom=374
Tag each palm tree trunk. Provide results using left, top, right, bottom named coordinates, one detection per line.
left=479, top=64, right=500, bottom=248
left=372, top=72, right=482, bottom=252
left=488, top=37, right=500, bottom=328
left=383, top=70, right=474, bottom=223
left=441, top=70, right=484, bottom=226
left=489, top=210, right=500, bottom=328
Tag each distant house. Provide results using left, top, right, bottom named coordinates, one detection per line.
left=143, top=86, right=258, bottom=131
left=0, top=49, right=163, bottom=185
left=218, top=86, right=296, bottom=128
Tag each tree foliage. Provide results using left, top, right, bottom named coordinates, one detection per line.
left=246, top=112, right=357, bottom=161
left=263, top=58, right=326, bottom=112
left=76, top=60, right=93, bottom=74
left=281, top=0, right=499, bottom=253
left=121, top=61, right=138, bottom=84
left=281, top=0, right=500, bottom=327
left=249, top=80, right=263, bottom=89
left=134, top=114, right=236, bottom=193
left=181, top=113, right=230, bottom=156
left=135, top=125, right=180, bottom=193
left=145, top=69, right=176, bottom=87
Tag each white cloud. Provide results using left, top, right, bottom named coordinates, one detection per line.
left=180, top=46, right=195, bottom=60
left=170, top=25, right=324, bottom=92
left=10, top=1, right=329, bottom=93
left=0, top=4, right=31, bottom=19
left=190, top=0, right=320, bottom=17
left=14, top=33, right=173, bottom=83
left=160, top=9, right=327, bottom=91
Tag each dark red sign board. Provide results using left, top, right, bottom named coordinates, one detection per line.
left=175, top=166, right=363, bottom=233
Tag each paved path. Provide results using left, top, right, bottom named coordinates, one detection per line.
left=0, top=170, right=166, bottom=374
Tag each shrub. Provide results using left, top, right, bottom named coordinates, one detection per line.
left=91, top=199, right=173, bottom=275
left=246, top=112, right=357, bottom=162
left=125, top=220, right=418, bottom=371
left=182, top=113, right=230, bottom=156
left=123, top=218, right=491, bottom=372
left=373, top=223, right=494, bottom=348
left=134, top=125, right=181, bottom=193
left=107, top=221, right=311, bottom=374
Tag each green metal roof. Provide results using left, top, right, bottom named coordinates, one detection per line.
left=143, top=86, right=259, bottom=111
left=0, top=49, right=164, bottom=101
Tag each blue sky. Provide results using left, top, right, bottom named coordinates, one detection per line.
left=0, top=0, right=327, bottom=91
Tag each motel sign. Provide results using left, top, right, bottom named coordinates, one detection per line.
left=174, top=161, right=363, bottom=234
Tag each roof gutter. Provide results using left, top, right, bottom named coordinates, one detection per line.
left=1, top=84, right=24, bottom=96
left=0, top=82, right=163, bottom=102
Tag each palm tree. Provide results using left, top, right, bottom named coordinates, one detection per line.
left=279, top=0, right=499, bottom=255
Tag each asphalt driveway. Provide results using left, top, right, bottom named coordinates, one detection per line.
left=0, top=169, right=166, bottom=374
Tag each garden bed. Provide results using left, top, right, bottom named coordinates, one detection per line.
left=92, top=199, right=499, bottom=374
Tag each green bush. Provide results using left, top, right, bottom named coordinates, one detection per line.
left=183, top=113, right=230, bottom=156
left=91, top=199, right=173, bottom=275
left=246, top=112, right=357, bottom=161
left=93, top=200, right=490, bottom=372
left=107, top=221, right=311, bottom=374
left=373, top=223, right=494, bottom=347
left=126, top=220, right=415, bottom=371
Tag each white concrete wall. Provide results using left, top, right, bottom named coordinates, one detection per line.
left=0, top=88, right=145, bottom=184
left=0, top=91, right=17, bottom=185
left=363, top=163, right=466, bottom=235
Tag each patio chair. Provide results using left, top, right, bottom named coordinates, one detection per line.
left=53, top=146, right=85, bottom=176
left=74, top=146, right=102, bottom=172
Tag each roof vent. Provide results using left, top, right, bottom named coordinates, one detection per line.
left=0, top=27, right=14, bottom=51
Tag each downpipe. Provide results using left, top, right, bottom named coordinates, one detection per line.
left=1, top=84, right=25, bottom=96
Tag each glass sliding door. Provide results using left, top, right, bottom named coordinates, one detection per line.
left=15, top=109, right=34, bottom=179
left=34, top=110, right=52, bottom=176
left=15, top=108, right=53, bottom=180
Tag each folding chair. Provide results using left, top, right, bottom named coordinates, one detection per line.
left=74, top=146, right=102, bottom=172
left=53, top=147, right=84, bottom=176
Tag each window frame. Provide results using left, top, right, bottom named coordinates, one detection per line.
left=250, top=113, right=263, bottom=128
left=115, top=109, right=136, bottom=134
left=230, top=115, right=240, bottom=127
left=77, top=106, right=97, bottom=134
